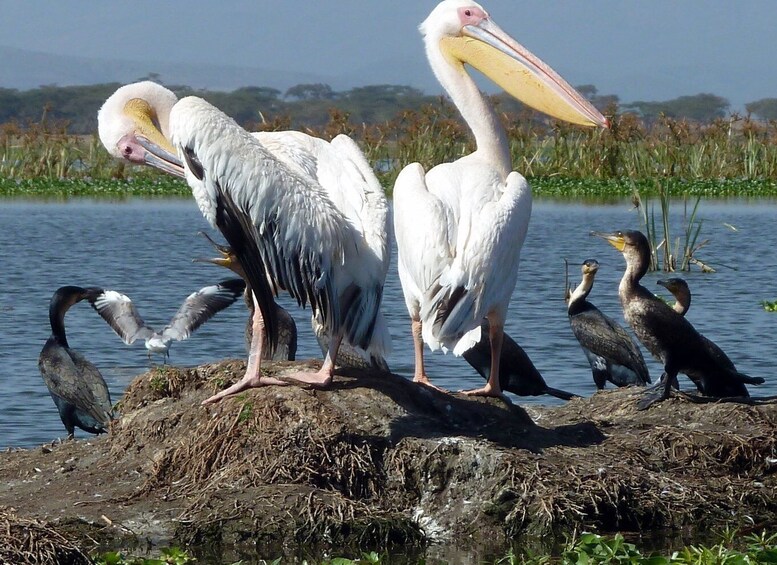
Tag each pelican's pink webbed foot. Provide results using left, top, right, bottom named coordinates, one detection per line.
left=279, top=368, right=334, bottom=390
left=202, top=374, right=288, bottom=405
left=279, top=335, right=340, bottom=390
left=202, top=292, right=288, bottom=405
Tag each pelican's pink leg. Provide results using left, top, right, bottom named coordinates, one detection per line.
left=202, top=292, right=287, bottom=405
left=281, top=334, right=342, bottom=389
left=411, top=318, right=446, bottom=391
left=461, top=313, right=506, bottom=399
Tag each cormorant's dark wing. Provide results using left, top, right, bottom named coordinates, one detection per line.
left=161, top=278, right=246, bottom=342
left=570, top=305, right=650, bottom=385
left=38, top=343, right=113, bottom=426
left=88, top=290, right=155, bottom=345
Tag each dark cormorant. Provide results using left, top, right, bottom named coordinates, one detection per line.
left=38, top=286, right=114, bottom=438
left=656, top=277, right=691, bottom=315
left=89, top=278, right=246, bottom=362
left=463, top=321, right=578, bottom=400
left=593, top=230, right=764, bottom=407
left=566, top=259, right=651, bottom=389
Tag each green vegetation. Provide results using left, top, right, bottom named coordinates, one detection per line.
left=761, top=300, right=777, bottom=312
left=91, top=531, right=777, bottom=564
left=4, top=82, right=777, bottom=197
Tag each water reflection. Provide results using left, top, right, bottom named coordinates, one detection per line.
left=1, top=198, right=775, bottom=448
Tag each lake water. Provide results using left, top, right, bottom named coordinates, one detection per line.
left=2, top=197, right=776, bottom=448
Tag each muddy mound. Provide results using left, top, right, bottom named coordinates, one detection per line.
left=0, top=360, right=775, bottom=559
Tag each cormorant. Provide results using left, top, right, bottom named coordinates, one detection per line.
left=38, top=286, right=114, bottom=438
left=593, top=230, right=764, bottom=407
left=566, top=259, right=651, bottom=389
left=656, top=277, right=690, bottom=315
left=463, top=321, right=578, bottom=400
left=89, top=278, right=246, bottom=362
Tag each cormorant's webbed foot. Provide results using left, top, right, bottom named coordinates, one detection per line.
left=637, top=386, right=672, bottom=410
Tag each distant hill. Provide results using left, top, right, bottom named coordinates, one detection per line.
left=0, top=45, right=339, bottom=92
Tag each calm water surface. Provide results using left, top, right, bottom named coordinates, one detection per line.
left=1, top=197, right=776, bottom=448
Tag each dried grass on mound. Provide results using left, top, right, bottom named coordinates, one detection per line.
left=100, top=361, right=777, bottom=546
left=0, top=508, right=91, bottom=565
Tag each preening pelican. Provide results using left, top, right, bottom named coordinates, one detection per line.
left=38, top=286, right=114, bottom=438
left=593, top=230, right=764, bottom=408
left=394, top=0, right=607, bottom=397
left=98, top=82, right=392, bottom=402
left=89, top=279, right=246, bottom=362
left=566, top=259, right=650, bottom=389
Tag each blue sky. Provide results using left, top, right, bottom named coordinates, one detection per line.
left=1, top=1, right=775, bottom=109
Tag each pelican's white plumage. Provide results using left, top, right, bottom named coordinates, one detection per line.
left=98, top=82, right=392, bottom=399
left=395, top=0, right=606, bottom=396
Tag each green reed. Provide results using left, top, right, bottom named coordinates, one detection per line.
left=5, top=102, right=777, bottom=197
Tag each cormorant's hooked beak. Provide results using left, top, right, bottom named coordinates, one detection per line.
left=656, top=279, right=670, bottom=289
left=590, top=231, right=626, bottom=252
left=443, top=19, right=608, bottom=128
left=118, top=98, right=185, bottom=178
left=192, top=231, right=239, bottom=272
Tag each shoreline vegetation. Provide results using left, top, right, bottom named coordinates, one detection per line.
left=3, top=102, right=777, bottom=198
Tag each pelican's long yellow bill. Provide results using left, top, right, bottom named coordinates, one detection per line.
left=124, top=98, right=185, bottom=177
left=441, top=21, right=608, bottom=128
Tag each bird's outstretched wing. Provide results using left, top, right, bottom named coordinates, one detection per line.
left=161, top=278, right=246, bottom=342
left=89, top=290, right=155, bottom=345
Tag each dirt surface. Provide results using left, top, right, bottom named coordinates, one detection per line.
left=1, top=359, right=775, bottom=562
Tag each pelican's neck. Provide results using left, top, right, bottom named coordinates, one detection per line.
left=428, top=41, right=511, bottom=176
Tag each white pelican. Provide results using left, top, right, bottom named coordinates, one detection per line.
left=394, top=0, right=607, bottom=397
left=98, top=82, right=392, bottom=402
left=89, top=278, right=246, bottom=363
left=38, top=286, right=114, bottom=438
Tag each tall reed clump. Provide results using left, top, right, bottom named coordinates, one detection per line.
left=632, top=181, right=714, bottom=273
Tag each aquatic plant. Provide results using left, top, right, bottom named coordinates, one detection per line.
left=631, top=181, right=719, bottom=273
left=761, top=300, right=777, bottom=312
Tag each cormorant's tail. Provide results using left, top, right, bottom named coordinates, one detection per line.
left=544, top=387, right=579, bottom=401
left=730, top=370, right=765, bottom=385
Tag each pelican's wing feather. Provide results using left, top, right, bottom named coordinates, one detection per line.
left=393, top=163, right=455, bottom=320
left=424, top=170, right=532, bottom=350
left=162, top=278, right=246, bottom=342
left=88, top=290, right=154, bottom=345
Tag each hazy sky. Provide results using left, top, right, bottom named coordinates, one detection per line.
left=1, top=1, right=775, bottom=109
